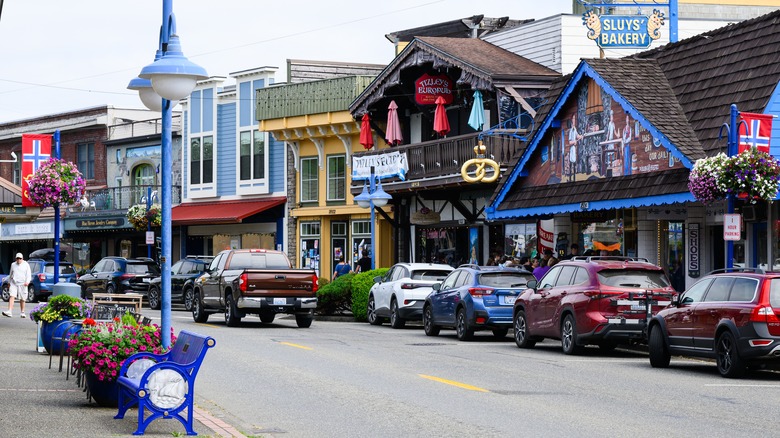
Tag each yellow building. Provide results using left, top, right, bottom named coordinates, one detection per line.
left=257, top=72, right=392, bottom=279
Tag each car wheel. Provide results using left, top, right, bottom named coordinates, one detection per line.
left=192, top=290, right=209, bottom=323
left=2, top=283, right=9, bottom=302
left=106, top=284, right=115, bottom=295
left=367, top=295, right=383, bottom=326
left=224, top=293, right=242, bottom=327
left=456, top=308, right=474, bottom=341
left=492, top=328, right=509, bottom=338
left=716, top=331, right=746, bottom=378
left=26, top=285, right=36, bottom=303
left=648, top=326, right=671, bottom=368
left=390, top=298, right=406, bottom=329
left=259, top=311, right=276, bottom=324
left=561, top=314, right=583, bottom=355
left=183, top=287, right=195, bottom=311
left=423, top=305, right=440, bottom=337
left=147, top=286, right=161, bottom=310
left=295, top=311, right=314, bottom=328
left=514, top=310, right=536, bottom=348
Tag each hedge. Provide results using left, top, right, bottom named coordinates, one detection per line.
left=350, top=268, right=389, bottom=322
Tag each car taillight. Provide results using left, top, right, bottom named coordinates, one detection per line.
left=583, top=291, right=602, bottom=298
left=38, top=273, right=46, bottom=282
left=401, top=283, right=418, bottom=289
left=312, top=274, right=319, bottom=293
left=118, top=274, right=134, bottom=280
left=751, top=305, right=780, bottom=335
left=239, top=273, right=248, bottom=292
left=468, top=287, right=494, bottom=297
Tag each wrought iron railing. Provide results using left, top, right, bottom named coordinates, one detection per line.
left=351, top=132, right=523, bottom=183
left=66, top=185, right=182, bottom=215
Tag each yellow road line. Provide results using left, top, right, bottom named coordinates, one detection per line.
left=418, top=374, right=490, bottom=392
left=195, top=323, right=221, bottom=329
left=279, top=341, right=313, bottom=350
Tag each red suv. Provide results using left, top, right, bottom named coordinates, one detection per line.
left=513, top=256, right=675, bottom=354
left=648, top=269, right=780, bottom=378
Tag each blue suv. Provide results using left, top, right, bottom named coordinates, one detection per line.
left=2, top=259, right=78, bottom=302
left=423, top=265, right=535, bottom=341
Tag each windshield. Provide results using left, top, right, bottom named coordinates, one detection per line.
left=43, top=265, right=76, bottom=275
left=478, top=272, right=535, bottom=288
left=230, top=252, right=290, bottom=270
left=127, top=263, right=160, bottom=275
left=597, top=269, right=670, bottom=289
left=411, top=270, right=452, bottom=281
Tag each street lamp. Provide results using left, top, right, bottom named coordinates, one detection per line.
left=354, top=166, right=392, bottom=270
left=129, top=0, right=207, bottom=348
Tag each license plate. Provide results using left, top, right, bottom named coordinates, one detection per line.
left=142, top=278, right=151, bottom=283
left=273, top=298, right=287, bottom=305
left=501, top=295, right=516, bottom=305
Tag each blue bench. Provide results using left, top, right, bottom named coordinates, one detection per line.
left=114, top=330, right=216, bottom=436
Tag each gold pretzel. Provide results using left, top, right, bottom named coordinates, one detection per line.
left=461, top=141, right=499, bottom=183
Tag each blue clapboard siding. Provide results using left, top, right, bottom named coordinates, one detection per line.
left=217, top=102, right=236, bottom=197
left=269, top=135, right=284, bottom=193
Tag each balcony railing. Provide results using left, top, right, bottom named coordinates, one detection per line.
left=107, top=114, right=182, bottom=141
left=66, top=185, right=182, bottom=215
left=351, top=132, right=523, bottom=186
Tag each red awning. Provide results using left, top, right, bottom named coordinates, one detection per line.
left=172, top=197, right=286, bottom=225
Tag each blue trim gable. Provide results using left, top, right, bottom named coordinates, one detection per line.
left=489, top=59, right=697, bottom=221
left=490, top=192, right=695, bottom=220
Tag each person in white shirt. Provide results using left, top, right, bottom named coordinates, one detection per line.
left=3, top=253, right=32, bottom=318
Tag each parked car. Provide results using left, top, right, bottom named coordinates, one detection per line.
left=367, top=263, right=453, bottom=328
left=147, top=256, right=212, bottom=311
left=647, top=268, right=780, bottom=378
left=78, top=257, right=160, bottom=299
left=422, top=265, right=535, bottom=341
left=2, top=259, right=77, bottom=302
left=513, top=256, right=675, bottom=354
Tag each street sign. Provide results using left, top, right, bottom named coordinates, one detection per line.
left=723, top=214, right=741, bottom=241
left=146, top=231, right=155, bottom=245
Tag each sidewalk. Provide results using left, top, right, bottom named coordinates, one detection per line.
left=0, top=301, right=243, bottom=437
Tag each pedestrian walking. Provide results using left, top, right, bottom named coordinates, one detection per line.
left=354, top=249, right=372, bottom=273
left=3, top=253, right=31, bottom=318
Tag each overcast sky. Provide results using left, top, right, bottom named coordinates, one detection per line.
left=0, top=0, right=574, bottom=123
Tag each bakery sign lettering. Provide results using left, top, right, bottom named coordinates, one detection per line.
left=582, top=9, right=665, bottom=48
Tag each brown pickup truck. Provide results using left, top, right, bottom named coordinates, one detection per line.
left=191, top=249, right=319, bottom=327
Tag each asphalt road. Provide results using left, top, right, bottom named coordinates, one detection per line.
left=154, top=309, right=780, bottom=438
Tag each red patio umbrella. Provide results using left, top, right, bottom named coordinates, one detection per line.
left=385, top=100, right=403, bottom=146
left=433, top=95, right=450, bottom=136
left=359, top=113, right=374, bottom=150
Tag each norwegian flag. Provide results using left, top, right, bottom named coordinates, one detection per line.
left=738, top=112, right=773, bottom=154
left=21, top=134, right=52, bottom=207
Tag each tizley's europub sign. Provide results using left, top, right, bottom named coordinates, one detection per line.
left=583, top=8, right=666, bottom=49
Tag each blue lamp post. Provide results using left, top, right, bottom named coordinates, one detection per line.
left=354, top=166, right=392, bottom=270
left=129, top=0, right=207, bottom=348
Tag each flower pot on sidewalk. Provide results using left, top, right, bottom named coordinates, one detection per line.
left=84, top=370, right=119, bottom=407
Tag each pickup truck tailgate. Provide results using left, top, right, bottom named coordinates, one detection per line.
left=239, top=269, right=316, bottom=297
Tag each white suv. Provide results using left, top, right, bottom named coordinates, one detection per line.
left=367, top=263, right=453, bottom=328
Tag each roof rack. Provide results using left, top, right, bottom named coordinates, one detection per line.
left=706, top=267, right=766, bottom=275
left=570, top=256, right=651, bottom=263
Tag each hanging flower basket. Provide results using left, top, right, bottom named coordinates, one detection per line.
left=689, top=149, right=780, bottom=204
left=127, top=203, right=161, bottom=231
left=26, top=158, right=86, bottom=207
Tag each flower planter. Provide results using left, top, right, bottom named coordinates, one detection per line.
left=84, top=371, right=119, bottom=407
left=40, top=318, right=73, bottom=354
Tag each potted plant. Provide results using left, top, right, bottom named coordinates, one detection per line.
left=26, top=158, right=86, bottom=207
left=29, top=294, right=92, bottom=353
left=69, top=314, right=172, bottom=407
left=689, top=149, right=780, bottom=204
left=688, top=153, right=728, bottom=205
left=127, top=203, right=162, bottom=231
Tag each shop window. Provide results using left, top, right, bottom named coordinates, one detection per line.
left=352, top=220, right=370, bottom=263
left=300, top=157, right=318, bottom=203
left=327, top=155, right=346, bottom=202
left=239, top=130, right=266, bottom=181
left=504, top=223, right=537, bottom=259
left=190, top=135, right=214, bottom=185
left=301, top=222, right=320, bottom=275
left=77, top=142, right=95, bottom=180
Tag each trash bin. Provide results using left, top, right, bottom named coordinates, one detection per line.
left=52, top=282, right=81, bottom=298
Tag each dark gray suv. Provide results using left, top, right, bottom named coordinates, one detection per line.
left=78, top=257, right=160, bottom=299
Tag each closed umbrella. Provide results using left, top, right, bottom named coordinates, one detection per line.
left=433, top=96, right=450, bottom=136
left=359, top=113, right=374, bottom=150
left=468, top=90, right=485, bottom=131
left=385, top=100, right=403, bottom=146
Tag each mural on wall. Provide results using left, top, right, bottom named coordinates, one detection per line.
left=527, top=81, right=685, bottom=187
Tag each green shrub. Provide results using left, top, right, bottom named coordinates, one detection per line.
left=316, top=273, right=353, bottom=315
left=350, top=268, right=389, bottom=322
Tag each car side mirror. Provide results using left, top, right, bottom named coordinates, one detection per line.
left=526, top=279, right=538, bottom=290
left=373, top=275, right=382, bottom=284
left=432, top=283, right=441, bottom=291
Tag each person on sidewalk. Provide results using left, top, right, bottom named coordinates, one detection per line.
left=354, top=249, right=372, bottom=273
left=333, top=257, right=353, bottom=279
left=3, top=253, right=31, bottom=318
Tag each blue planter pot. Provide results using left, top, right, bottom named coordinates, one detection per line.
left=84, top=371, right=119, bottom=407
left=41, top=318, right=73, bottom=354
